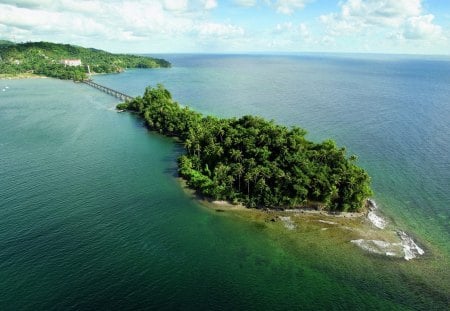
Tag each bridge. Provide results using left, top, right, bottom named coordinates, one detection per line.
left=83, top=80, right=134, bottom=102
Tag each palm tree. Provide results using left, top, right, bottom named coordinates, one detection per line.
left=244, top=171, right=252, bottom=197
left=184, top=138, right=192, bottom=154
left=233, top=163, right=244, bottom=192
left=230, top=149, right=243, bottom=163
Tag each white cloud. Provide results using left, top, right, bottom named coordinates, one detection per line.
left=298, top=23, right=310, bottom=38
left=0, top=0, right=447, bottom=54
left=338, top=0, right=422, bottom=27
left=275, top=0, right=310, bottom=15
left=235, top=0, right=312, bottom=13
left=320, top=0, right=444, bottom=41
left=0, top=4, right=109, bottom=37
left=320, top=13, right=359, bottom=36
left=58, top=0, right=106, bottom=14
left=196, top=22, right=244, bottom=37
left=403, top=14, right=442, bottom=40
left=0, top=0, right=246, bottom=51
left=234, top=0, right=257, bottom=7
left=0, top=0, right=54, bottom=9
left=274, top=22, right=294, bottom=33
left=163, top=0, right=188, bottom=11
left=269, top=21, right=313, bottom=49
left=0, top=5, right=55, bottom=29
left=203, top=0, right=218, bottom=10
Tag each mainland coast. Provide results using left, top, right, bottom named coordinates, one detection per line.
left=0, top=73, right=47, bottom=80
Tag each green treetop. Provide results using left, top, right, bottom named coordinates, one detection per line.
left=117, top=84, right=373, bottom=212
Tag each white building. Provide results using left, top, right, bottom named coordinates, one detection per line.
left=61, top=59, right=82, bottom=66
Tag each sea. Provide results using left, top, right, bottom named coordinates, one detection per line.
left=0, top=54, right=449, bottom=310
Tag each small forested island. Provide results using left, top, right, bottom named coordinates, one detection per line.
left=118, top=85, right=373, bottom=212
left=0, top=41, right=170, bottom=80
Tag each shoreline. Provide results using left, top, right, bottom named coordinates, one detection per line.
left=179, top=179, right=426, bottom=261
left=207, top=198, right=366, bottom=218
left=179, top=178, right=366, bottom=217
left=0, top=73, right=47, bottom=80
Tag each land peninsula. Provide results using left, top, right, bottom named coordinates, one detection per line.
left=0, top=39, right=371, bottom=212
left=0, top=41, right=170, bottom=80
left=117, top=84, right=373, bottom=212
left=117, top=85, right=429, bottom=260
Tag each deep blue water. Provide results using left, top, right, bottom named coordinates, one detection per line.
left=1, top=54, right=449, bottom=310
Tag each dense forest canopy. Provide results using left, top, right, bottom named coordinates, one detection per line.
left=0, top=41, right=170, bottom=81
left=117, top=85, right=373, bottom=212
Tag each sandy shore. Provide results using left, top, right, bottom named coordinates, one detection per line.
left=178, top=174, right=425, bottom=261
left=206, top=198, right=365, bottom=218
left=197, top=194, right=425, bottom=261
left=0, top=73, right=47, bottom=80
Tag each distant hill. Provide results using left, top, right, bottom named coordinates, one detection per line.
left=0, top=41, right=170, bottom=80
left=0, top=40, right=15, bottom=46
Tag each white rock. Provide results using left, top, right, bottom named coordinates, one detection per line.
left=350, top=239, right=403, bottom=257
left=397, top=231, right=425, bottom=260
left=279, top=216, right=296, bottom=230
left=318, top=220, right=337, bottom=225
left=368, top=211, right=387, bottom=229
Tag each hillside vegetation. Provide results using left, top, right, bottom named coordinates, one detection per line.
left=0, top=40, right=14, bottom=46
left=0, top=41, right=170, bottom=80
left=117, top=85, right=373, bottom=212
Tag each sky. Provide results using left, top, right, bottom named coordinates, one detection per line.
left=0, top=0, right=449, bottom=55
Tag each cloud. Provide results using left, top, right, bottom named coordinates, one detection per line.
left=403, top=14, right=442, bottom=40
left=298, top=23, right=310, bottom=38
left=338, top=0, right=421, bottom=27
left=320, top=0, right=444, bottom=41
left=163, top=0, right=189, bottom=11
left=203, top=0, right=218, bottom=10
left=0, top=0, right=244, bottom=51
left=0, top=0, right=54, bottom=9
left=274, top=22, right=294, bottom=33
left=196, top=22, right=244, bottom=37
left=0, top=0, right=447, bottom=54
left=234, top=0, right=257, bottom=7
left=270, top=21, right=313, bottom=49
left=275, top=0, right=310, bottom=15
left=0, top=5, right=56, bottom=30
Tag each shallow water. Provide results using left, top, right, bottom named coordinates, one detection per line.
left=1, top=54, right=449, bottom=309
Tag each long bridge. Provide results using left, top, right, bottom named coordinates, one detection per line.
left=83, top=80, right=134, bottom=102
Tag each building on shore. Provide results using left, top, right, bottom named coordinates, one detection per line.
left=61, top=59, right=82, bottom=67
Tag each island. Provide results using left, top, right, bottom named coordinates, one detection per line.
left=1, top=47, right=426, bottom=260
left=117, top=84, right=373, bottom=212
left=0, top=41, right=170, bottom=80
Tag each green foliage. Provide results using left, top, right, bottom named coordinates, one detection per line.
left=123, top=84, right=373, bottom=212
left=116, top=102, right=129, bottom=110
left=0, top=41, right=170, bottom=81
left=0, top=40, right=14, bottom=46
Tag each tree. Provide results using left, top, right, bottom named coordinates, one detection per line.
left=118, top=84, right=373, bottom=211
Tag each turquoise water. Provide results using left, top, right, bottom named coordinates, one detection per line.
left=1, top=54, right=449, bottom=310
left=95, top=54, right=450, bottom=254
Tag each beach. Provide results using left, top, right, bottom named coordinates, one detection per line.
left=192, top=191, right=426, bottom=261
left=0, top=73, right=46, bottom=79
